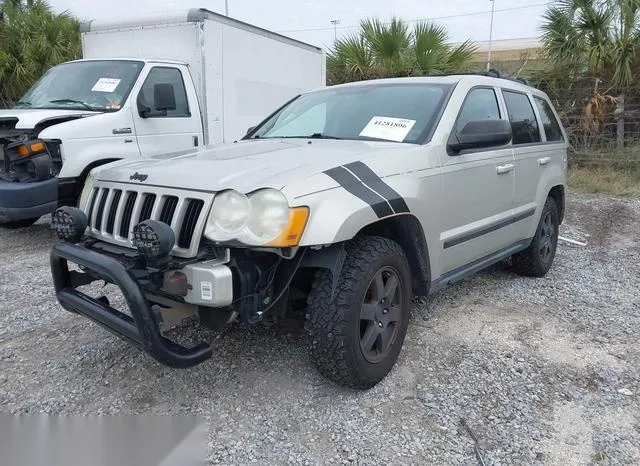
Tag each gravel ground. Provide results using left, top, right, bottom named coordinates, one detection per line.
left=1, top=192, right=639, bottom=465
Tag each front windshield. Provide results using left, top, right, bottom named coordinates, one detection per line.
left=15, top=60, right=144, bottom=112
left=250, top=82, right=453, bottom=144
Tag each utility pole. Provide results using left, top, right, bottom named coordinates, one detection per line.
left=330, top=19, right=340, bottom=44
left=487, top=0, right=495, bottom=71
left=225, top=0, right=229, bottom=16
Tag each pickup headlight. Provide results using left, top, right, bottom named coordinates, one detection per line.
left=204, top=188, right=309, bottom=247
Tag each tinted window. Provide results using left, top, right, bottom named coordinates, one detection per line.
left=502, top=90, right=541, bottom=144
left=534, top=96, right=564, bottom=142
left=456, top=88, right=501, bottom=133
left=251, top=84, right=452, bottom=144
left=138, top=67, right=190, bottom=117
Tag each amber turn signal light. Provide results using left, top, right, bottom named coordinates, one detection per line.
left=267, top=207, right=310, bottom=247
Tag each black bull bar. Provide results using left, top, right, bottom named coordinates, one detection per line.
left=50, top=241, right=212, bottom=368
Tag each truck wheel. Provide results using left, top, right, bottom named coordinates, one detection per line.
left=511, top=196, right=559, bottom=277
left=306, top=235, right=411, bottom=389
left=0, top=217, right=40, bottom=229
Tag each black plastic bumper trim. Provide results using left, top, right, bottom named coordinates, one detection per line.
left=0, top=177, right=58, bottom=221
left=50, top=241, right=212, bottom=368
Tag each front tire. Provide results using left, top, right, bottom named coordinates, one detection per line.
left=0, top=217, right=40, bottom=229
left=511, top=196, right=559, bottom=277
left=305, top=235, right=412, bottom=389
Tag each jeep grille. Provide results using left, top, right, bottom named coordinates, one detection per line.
left=85, top=183, right=212, bottom=258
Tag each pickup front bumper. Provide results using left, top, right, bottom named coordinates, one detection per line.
left=0, top=177, right=78, bottom=223
left=50, top=241, right=213, bottom=368
left=0, top=178, right=58, bottom=223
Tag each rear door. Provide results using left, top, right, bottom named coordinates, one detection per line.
left=502, top=90, right=562, bottom=239
left=439, top=86, right=516, bottom=274
left=131, top=64, right=203, bottom=157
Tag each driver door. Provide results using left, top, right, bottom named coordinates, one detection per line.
left=131, top=65, right=203, bottom=157
left=439, top=86, right=515, bottom=273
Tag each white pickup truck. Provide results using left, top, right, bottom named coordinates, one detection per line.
left=0, top=8, right=325, bottom=228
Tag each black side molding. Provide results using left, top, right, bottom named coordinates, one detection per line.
left=50, top=242, right=212, bottom=368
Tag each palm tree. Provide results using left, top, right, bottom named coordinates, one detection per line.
left=0, top=0, right=81, bottom=107
left=327, top=17, right=476, bottom=84
left=540, top=0, right=640, bottom=88
left=540, top=0, right=640, bottom=149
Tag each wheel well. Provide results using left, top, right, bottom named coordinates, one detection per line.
left=548, top=185, right=565, bottom=224
left=358, top=214, right=431, bottom=296
left=73, top=159, right=121, bottom=201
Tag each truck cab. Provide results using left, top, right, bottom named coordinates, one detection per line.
left=0, top=8, right=325, bottom=228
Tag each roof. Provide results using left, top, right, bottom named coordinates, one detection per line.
left=80, top=8, right=322, bottom=54
left=326, top=72, right=537, bottom=92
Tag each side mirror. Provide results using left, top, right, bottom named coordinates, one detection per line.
left=153, top=83, right=176, bottom=112
left=246, top=126, right=256, bottom=135
left=448, top=119, right=512, bottom=154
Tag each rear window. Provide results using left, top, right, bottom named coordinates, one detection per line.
left=534, top=96, right=564, bottom=142
left=502, top=90, right=541, bottom=145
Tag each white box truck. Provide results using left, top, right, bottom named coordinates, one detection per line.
left=0, top=8, right=325, bottom=228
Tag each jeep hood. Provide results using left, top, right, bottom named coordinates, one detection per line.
left=0, top=108, right=98, bottom=131
left=95, top=139, right=411, bottom=192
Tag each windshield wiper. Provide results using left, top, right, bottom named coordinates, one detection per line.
left=49, top=99, right=98, bottom=111
left=256, top=133, right=342, bottom=140
left=15, top=100, right=32, bottom=107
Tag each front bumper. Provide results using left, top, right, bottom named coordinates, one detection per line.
left=50, top=241, right=213, bottom=368
left=0, top=178, right=58, bottom=222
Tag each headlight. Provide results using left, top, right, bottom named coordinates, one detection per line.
left=78, top=171, right=96, bottom=210
left=246, top=189, right=291, bottom=243
left=209, top=189, right=251, bottom=234
left=204, top=188, right=309, bottom=247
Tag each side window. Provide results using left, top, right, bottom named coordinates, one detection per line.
left=138, top=67, right=190, bottom=117
left=502, top=90, right=541, bottom=145
left=533, top=96, right=564, bottom=142
left=455, top=88, right=501, bottom=133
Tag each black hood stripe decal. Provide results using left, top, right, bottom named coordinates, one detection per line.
left=343, top=161, right=410, bottom=214
left=324, top=162, right=409, bottom=218
left=324, top=166, right=394, bottom=218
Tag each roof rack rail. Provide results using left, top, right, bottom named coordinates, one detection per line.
left=429, top=69, right=530, bottom=86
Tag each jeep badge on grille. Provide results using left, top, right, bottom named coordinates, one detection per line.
left=130, top=172, right=148, bottom=182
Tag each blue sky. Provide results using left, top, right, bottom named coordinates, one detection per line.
left=48, top=0, right=550, bottom=50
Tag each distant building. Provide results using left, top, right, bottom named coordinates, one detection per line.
left=453, top=37, right=544, bottom=73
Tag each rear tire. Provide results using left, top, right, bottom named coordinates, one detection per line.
left=0, top=217, right=40, bottom=229
left=305, top=235, right=412, bottom=390
left=511, top=197, right=559, bottom=277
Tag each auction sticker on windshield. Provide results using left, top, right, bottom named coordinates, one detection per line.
left=92, top=78, right=121, bottom=93
left=359, top=116, right=416, bottom=142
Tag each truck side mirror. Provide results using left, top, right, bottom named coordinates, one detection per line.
left=153, top=83, right=176, bottom=112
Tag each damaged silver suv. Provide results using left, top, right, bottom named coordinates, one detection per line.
left=49, top=73, right=567, bottom=389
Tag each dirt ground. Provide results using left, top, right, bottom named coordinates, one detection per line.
left=1, top=192, right=639, bottom=465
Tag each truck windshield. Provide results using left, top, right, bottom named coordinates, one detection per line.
left=15, top=60, right=144, bottom=112
left=250, top=83, right=453, bottom=144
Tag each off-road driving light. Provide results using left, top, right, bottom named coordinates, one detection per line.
left=50, top=206, right=88, bottom=242
left=131, top=220, right=176, bottom=258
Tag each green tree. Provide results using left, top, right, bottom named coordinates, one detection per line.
left=0, top=0, right=81, bottom=107
left=327, top=17, right=476, bottom=84
left=540, top=0, right=640, bottom=88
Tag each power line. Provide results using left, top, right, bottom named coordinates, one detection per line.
left=276, top=2, right=552, bottom=34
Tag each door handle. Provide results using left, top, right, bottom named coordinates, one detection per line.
left=496, top=163, right=514, bottom=174
left=538, top=156, right=552, bottom=166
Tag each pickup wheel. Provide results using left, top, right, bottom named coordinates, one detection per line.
left=0, top=217, right=40, bottom=229
left=512, top=196, right=559, bottom=277
left=305, top=235, right=411, bottom=389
